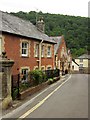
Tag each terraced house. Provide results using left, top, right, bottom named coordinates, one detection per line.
left=0, top=11, right=56, bottom=81
left=50, top=36, right=72, bottom=74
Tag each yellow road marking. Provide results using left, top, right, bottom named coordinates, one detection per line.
left=19, top=75, right=71, bottom=119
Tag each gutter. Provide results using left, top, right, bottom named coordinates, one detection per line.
left=39, top=39, right=43, bottom=70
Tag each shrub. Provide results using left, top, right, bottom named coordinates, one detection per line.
left=48, top=78, right=53, bottom=84
left=29, top=70, right=46, bottom=86
left=20, top=83, right=30, bottom=92
left=12, top=88, right=19, bottom=100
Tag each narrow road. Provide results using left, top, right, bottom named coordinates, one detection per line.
left=3, top=74, right=88, bottom=119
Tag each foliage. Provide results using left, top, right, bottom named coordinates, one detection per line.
left=20, top=83, right=30, bottom=92
left=10, top=11, right=89, bottom=57
left=29, top=70, right=46, bottom=86
left=44, top=69, right=60, bottom=79
left=12, top=88, right=19, bottom=100
left=48, top=78, right=54, bottom=84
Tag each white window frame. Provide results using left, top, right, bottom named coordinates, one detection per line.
left=21, top=42, right=29, bottom=57
left=34, top=66, right=39, bottom=70
left=41, top=66, right=45, bottom=71
left=34, top=43, right=39, bottom=57
left=41, top=45, right=44, bottom=57
left=46, top=65, right=52, bottom=70
left=20, top=67, right=30, bottom=83
left=47, top=46, right=52, bottom=57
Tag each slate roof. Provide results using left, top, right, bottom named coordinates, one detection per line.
left=77, top=54, right=90, bottom=59
left=50, top=36, right=62, bottom=55
left=0, top=11, right=56, bottom=44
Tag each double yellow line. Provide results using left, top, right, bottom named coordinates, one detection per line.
left=18, top=75, right=71, bottom=119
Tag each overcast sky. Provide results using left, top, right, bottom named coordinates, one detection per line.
left=0, top=0, right=89, bottom=17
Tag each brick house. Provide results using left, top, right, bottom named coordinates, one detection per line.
left=50, top=36, right=72, bottom=74
left=0, top=11, right=56, bottom=81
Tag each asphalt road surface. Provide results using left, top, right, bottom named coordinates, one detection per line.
left=3, top=74, right=88, bottom=119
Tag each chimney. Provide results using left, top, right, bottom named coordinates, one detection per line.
left=36, top=17, right=45, bottom=33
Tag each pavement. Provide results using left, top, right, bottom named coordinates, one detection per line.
left=2, top=74, right=69, bottom=117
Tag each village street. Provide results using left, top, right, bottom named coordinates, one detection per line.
left=2, top=74, right=88, bottom=119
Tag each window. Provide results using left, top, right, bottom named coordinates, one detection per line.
left=47, top=65, right=52, bottom=70
left=47, top=46, right=51, bottom=57
left=41, top=66, right=45, bottom=71
left=47, top=67, right=52, bottom=70
left=35, top=44, right=39, bottom=57
left=79, top=64, right=83, bottom=68
left=41, top=45, right=44, bottom=57
left=21, top=68, right=29, bottom=82
left=34, top=66, right=39, bottom=70
left=22, top=42, right=29, bottom=57
left=80, top=59, right=83, bottom=62
left=61, top=47, right=64, bottom=57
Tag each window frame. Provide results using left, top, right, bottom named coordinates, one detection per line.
left=80, top=58, right=83, bottom=62
left=46, top=65, right=52, bottom=70
left=47, top=45, right=52, bottom=57
left=34, top=43, right=39, bottom=57
left=41, top=45, right=44, bottom=57
left=41, top=66, right=45, bottom=71
left=21, top=68, right=29, bottom=83
left=79, top=64, right=83, bottom=68
left=21, top=41, right=29, bottom=57
left=34, top=66, right=39, bottom=70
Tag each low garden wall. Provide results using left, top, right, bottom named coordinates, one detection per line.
left=19, top=76, right=60, bottom=100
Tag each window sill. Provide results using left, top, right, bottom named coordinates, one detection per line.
left=47, top=56, right=52, bottom=58
left=41, top=56, right=44, bottom=58
left=21, top=56, right=29, bottom=58
left=34, top=56, right=39, bottom=58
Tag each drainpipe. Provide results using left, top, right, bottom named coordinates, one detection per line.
left=39, top=39, right=43, bottom=70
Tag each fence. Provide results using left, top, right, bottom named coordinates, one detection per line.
left=11, top=74, right=20, bottom=100
left=11, top=69, right=60, bottom=100
left=44, top=69, right=60, bottom=79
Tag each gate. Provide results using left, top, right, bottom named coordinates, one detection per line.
left=11, top=74, right=20, bottom=100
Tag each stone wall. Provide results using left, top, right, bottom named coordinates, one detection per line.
left=0, top=73, right=2, bottom=100
left=2, top=71, right=7, bottom=98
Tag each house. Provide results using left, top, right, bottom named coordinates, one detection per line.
left=75, top=54, right=90, bottom=73
left=0, top=11, right=56, bottom=81
left=50, top=36, right=72, bottom=74
left=72, top=59, right=79, bottom=73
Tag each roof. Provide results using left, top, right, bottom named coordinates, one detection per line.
left=72, top=59, right=79, bottom=66
left=77, top=54, right=90, bottom=59
left=50, top=36, right=62, bottom=55
left=0, top=11, right=56, bottom=44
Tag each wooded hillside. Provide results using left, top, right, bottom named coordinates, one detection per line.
left=10, top=11, right=88, bottom=57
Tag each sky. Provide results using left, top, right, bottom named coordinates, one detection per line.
left=0, top=0, right=89, bottom=17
